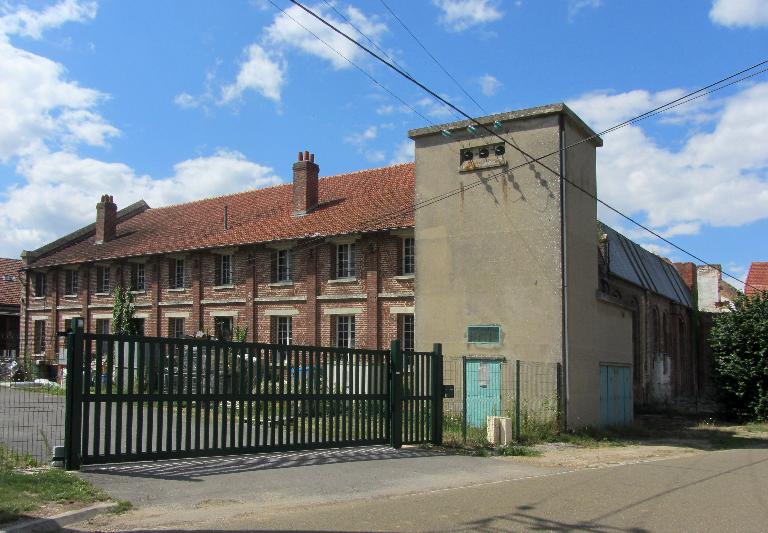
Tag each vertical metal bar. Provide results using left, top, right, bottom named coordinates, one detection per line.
left=292, top=348, right=299, bottom=446
left=239, top=343, right=245, bottom=449
left=515, top=359, right=521, bottom=442
left=334, top=350, right=340, bottom=443
left=390, top=340, right=402, bottom=449
left=353, top=350, right=359, bottom=442
left=195, top=342, right=203, bottom=451
left=136, top=340, right=145, bottom=455
left=431, top=344, right=443, bottom=446
left=269, top=347, right=277, bottom=447
left=262, top=347, right=270, bottom=448
left=115, top=338, right=124, bottom=457
left=81, top=335, right=92, bottom=462
left=285, top=347, right=292, bottom=446
left=104, top=336, right=114, bottom=458
left=229, top=343, right=236, bottom=449
left=126, top=339, right=135, bottom=456
left=176, top=340, right=184, bottom=453
left=461, top=356, right=467, bottom=444
left=159, top=341, right=168, bottom=454
left=64, top=321, right=84, bottom=470
left=185, top=342, right=193, bottom=452
left=93, top=334, right=103, bottom=460
left=301, top=348, right=307, bottom=446
left=145, top=342, right=154, bottom=455
left=247, top=347, right=254, bottom=448
left=220, top=343, right=228, bottom=449
left=314, top=349, right=321, bottom=444
left=213, top=343, right=220, bottom=451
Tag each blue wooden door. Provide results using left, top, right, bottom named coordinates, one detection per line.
left=465, top=360, right=502, bottom=428
left=600, top=365, right=633, bottom=426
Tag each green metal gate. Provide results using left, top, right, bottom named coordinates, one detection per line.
left=63, top=327, right=442, bottom=469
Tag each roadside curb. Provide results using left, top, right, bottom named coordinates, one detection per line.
left=0, top=502, right=118, bottom=533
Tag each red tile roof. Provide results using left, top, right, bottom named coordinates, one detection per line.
left=27, top=163, right=415, bottom=268
left=0, top=258, right=22, bottom=307
left=745, top=262, right=768, bottom=296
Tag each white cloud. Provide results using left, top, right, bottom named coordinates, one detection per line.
left=415, top=96, right=456, bottom=119
left=433, top=0, right=503, bottom=32
left=173, top=92, right=200, bottom=109
left=344, top=126, right=378, bottom=145
left=0, top=150, right=281, bottom=256
left=478, top=74, right=500, bottom=96
left=376, top=104, right=395, bottom=115
left=264, top=3, right=386, bottom=70
left=710, top=0, right=768, bottom=28
left=0, top=0, right=97, bottom=39
left=568, top=82, right=768, bottom=236
left=0, top=14, right=118, bottom=163
left=390, top=140, right=414, bottom=164
left=568, top=0, right=602, bottom=19
left=220, top=44, right=285, bottom=103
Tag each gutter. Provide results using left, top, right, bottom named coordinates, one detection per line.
left=558, top=112, right=570, bottom=430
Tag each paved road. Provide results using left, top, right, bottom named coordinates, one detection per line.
left=74, top=447, right=768, bottom=532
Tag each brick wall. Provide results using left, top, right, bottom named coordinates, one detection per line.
left=20, top=230, right=415, bottom=364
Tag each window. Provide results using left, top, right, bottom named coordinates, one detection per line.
left=96, top=266, right=110, bottom=294
left=402, top=237, right=415, bottom=276
left=335, top=315, right=355, bottom=348
left=34, top=272, right=47, bottom=297
left=134, top=318, right=146, bottom=336
left=272, top=316, right=292, bottom=345
left=216, top=254, right=233, bottom=286
left=33, top=320, right=46, bottom=353
left=63, top=317, right=82, bottom=334
left=169, top=317, right=185, bottom=338
left=401, top=314, right=415, bottom=351
left=95, top=318, right=110, bottom=335
left=130, top=263, right=145, bottom=291
left=170, top=259, right=186, bottom=289
left=273, top=249, right=292, bottom=282
left=64, top=270, right=78, bottom=296
left=336, top=243, right=356, bottom=279
left=467, top=325, right=501, bottom=344
left=214, top=316, right=233, bottom=341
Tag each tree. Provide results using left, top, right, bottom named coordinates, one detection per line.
left=710, top=291, right=768, bottom=420
left=111, top=285, right=139, bottom=335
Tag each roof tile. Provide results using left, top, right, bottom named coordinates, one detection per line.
left=745, top=262, right=768, bottom=296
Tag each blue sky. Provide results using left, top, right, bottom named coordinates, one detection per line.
left=1, top=0, right=767, bottom=288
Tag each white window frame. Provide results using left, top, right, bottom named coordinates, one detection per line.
left=169, top=317, right=185, bottom=338
left=64, top=270, right=78, bottom=296
left=171, top=259, right=186, bottom=289
left=95, top=318, right=110, bottom=335
left=34, top=272, right=47, bottom=297
left=336, top=243, right=356, bottom=279
left=402, top=237, right=415, bottom=276
left=335, top=315, right=356, bottom=348
left=218, top=254, right=233, bottom=286
left=131, top=263, right=145, bottom=291
left=96, top=266, right=110, bottom=294
left=275, top=249, right=292, bottom=282
left=33, top=320, right=46, bottom=353
left=401, top=314, right=415, bottom=352
left=275, top=316, right=292, bottom=345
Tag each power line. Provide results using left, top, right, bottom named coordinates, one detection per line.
left=378, top=0, right=487, bottom=115
left=283, top=0, right=766, bottom=291
left=266, top=0, right=435, bottom=126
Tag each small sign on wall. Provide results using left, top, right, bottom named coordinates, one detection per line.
left=442, top=384, right=455, bottom=398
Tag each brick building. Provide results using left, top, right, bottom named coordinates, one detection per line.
left=19, top=152, right=416, bottom=375
left=0, top=258, right=21, bottom=361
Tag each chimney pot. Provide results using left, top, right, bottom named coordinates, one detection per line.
left=310, top=153, right=315, bottom=163
left=298, top=151, right=303, bottom=161
left=304, top=150, right=309, bottom=161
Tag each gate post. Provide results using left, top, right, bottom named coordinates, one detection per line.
left=390, top=340, right=402, bottom=449
left=431, top=343, right=443, bottom=445
left=64, top=319, right=84, bottom=470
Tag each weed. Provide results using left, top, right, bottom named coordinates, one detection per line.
left=499, top=444, right=542, bottom=457
left=110, top=500, right=133, bottom=514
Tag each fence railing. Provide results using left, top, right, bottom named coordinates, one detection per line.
left=62, top=327, right=442, bottom=469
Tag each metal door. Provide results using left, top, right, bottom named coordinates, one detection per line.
left=600, top=364, right=632, bottom=426
left=465, top=359, right=502, bottom=428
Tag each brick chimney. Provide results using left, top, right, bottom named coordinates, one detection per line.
left=95, top=194, right=117, bottom=244
left=292, top=151, right=319, bottom=216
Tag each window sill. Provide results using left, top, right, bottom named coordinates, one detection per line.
left=129, top=290, right=146, bottom=295
left=31, top=296, right=45, bottom=300
left=213, top=285, right=234, bottom=291
left=168, top=288, right=186, bottom=292
left=269, top=281, right=294, bottom=288
left=63, top=294, right=79, bottom=299
left=94, top=292, right=110, bottom=297
left=329, top=277, right=357, bottom=284
left=394, top=274, right=415, bottom=281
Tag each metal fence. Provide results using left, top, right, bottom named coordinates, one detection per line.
left=442, top=357, right=561, bottom=445
left=0, top=353, right=65, bottom=465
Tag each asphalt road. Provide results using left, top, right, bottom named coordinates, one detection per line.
left=75, top=447, right=768, bottom=532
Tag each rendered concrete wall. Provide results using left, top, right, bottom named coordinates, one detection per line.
left=412, top=112, right=565, bottom=367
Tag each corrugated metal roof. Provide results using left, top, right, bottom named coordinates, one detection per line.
left=599, top=222, right=693, bottom=308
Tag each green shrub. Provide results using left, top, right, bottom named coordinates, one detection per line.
left=499, top=444, right=542, bottom=457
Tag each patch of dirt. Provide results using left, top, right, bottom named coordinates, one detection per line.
left=508, top=442, right=702, bottom=470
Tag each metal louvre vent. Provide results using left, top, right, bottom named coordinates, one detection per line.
left=467, top=325, right=501, bottom=344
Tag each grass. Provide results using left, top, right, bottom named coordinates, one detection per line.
left=0, top=446, right=108, bottom=525
left=499, top=444, right=542, bottom=457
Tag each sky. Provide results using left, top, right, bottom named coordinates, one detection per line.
left=0, top=0, right=767, bottom=289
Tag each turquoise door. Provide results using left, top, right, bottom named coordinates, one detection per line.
left=465, top=360, right=502, bottom=428
left=600, top=365, right=633, bottom=426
